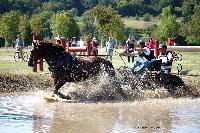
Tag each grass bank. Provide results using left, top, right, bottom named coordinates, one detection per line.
left=0, top=47, right=200, bottom=75
left=122, top=17, right=159, bottom=29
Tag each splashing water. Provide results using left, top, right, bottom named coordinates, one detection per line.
left=41, top=71, right=199, bottom=102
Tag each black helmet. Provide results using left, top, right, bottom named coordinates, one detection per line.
left=137, top=40, right=145, bottom=48
left=159, top=44, right=167, bottom=49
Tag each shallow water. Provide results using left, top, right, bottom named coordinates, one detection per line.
left=0, top=91, right=200, bottom=133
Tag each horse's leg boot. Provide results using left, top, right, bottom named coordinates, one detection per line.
left=57, top=92, right=71, bottom=100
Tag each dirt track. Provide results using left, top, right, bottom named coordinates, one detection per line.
left=0, top=73, right=53, bottom=93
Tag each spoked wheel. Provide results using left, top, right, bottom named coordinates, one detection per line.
left=14, top=52, right=20, bottom=62
left=22, top=52, right=29, bottom=62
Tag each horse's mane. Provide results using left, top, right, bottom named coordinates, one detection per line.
left=38, top=42, right=66, bottom=53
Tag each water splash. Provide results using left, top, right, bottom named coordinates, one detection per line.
left=43, top=71, right=198, bottom=102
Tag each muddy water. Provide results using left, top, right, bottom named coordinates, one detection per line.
left=0, top=91, right=200, bottom=133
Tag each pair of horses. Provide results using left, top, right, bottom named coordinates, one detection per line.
left=28, top=42, right=115, bottom=100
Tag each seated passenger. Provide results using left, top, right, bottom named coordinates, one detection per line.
left=158, top=44, right=173, bottom=74
left=129, top=40, right=156, bottom=73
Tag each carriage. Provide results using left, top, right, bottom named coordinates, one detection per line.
left=28, top=41, right=186, bottom=101
left=116, top=52, right=185, bottom=95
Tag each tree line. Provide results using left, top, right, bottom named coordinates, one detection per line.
left=0, top=0, right=200, bottom=47
left=0, top=0, right=184, bottom=17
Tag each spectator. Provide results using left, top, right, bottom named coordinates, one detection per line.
left=106, top=37, right=115, bottom=62
left=15, top=34, right=24, bottom=58
left=71, top=37, right=77, bottom=47
left=91, top=37, right=99, bottom=55
left=79, top=37, right=85, bottom=55
left=79, top=37, right=85, bottom=47
left=147, top=38, right=155, bottom=49
left=126, top=36, right=135, bottom=63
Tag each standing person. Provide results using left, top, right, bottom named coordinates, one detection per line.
left=158, top=44, right=173, bottom=74
left=79, top=37, right=85, bottom=55
left=71, top=37, right=77, bottom=47
left=147, top=38, right=155, bottom=49
left=106, top=37, right=115, bottom=62
left=129, top=40, right=155, bottom=73
left=15, top=34, right=24, bottom=58
left=126, top=36, right=135, bottom=63
left=90, top=37, right=99, bottom=55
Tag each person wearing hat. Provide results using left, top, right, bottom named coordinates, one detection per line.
left=15, top=34, right=24, bottom=59
left=90, top=37, right=99, bottom=55
left=158, top=44, right=173, bottom=74
left=129, top=40, right=156, bottom=73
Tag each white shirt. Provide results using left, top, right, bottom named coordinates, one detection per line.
left=79, top=39, right=85, bottom=47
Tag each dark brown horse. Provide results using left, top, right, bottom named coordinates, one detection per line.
left=28, top=41, right=115, bottom=99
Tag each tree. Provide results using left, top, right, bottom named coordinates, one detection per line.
left=143, top=24, right=157, bottom=36
left=30, top=14, right=43, bottom=38
left=50, top=11, right=80, bottom=38
left=182, top=0, right=195, bottom=22
left=143, top=13, right=152, bottom=21
left=38, top=11, right=53, bottom=39
left=0, top=10, right=21, bottom=47
left=80, top=10, right=96, bottom=40
left=18, top=15, right=32, bottom=46
left=81, top=0, right=99, bottom=9
left=186, top=6, right=200, bottom=45
left=39, top=1, right=64, bottom=13
left=155, top=6, right=180, bottom=42
left=92, top=5, right=125, bottom=42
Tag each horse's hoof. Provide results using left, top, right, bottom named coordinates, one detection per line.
left=57, top=92, right=71, bottom=100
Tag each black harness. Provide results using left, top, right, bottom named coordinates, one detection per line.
left=48, top=53, right=81, bottom=73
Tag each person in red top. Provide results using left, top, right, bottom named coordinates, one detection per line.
left=147, top=38, right=155, bottom=49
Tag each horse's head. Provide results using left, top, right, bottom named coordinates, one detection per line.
left=28, top=41, right=43, bottom=67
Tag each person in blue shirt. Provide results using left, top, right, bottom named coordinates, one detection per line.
left=15, top=34, right=24, bottom=58
left=106, top=37, right=115, bottom=62
left=129, top=40, right=156, bottom=73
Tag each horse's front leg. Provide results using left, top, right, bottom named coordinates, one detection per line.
left=53, top=76, right=71, bottom=100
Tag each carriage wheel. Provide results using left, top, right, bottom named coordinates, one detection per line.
left=22, top=52, right=29, bottom=62
left=14, top=52, right=20, bottom=62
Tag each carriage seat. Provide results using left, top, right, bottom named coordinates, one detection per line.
left=148, top=59, right=162, bottom=72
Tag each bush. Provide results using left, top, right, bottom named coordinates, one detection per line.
left=143, top=24, right=157, bottom=36
left=143, top=13, right=151, bottom=21
left=135, top=14, right=139, bottom=20
left=173, top=34, right=187, bottom=46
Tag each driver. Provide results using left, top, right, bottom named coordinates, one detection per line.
left=158, top=44, right=173, bottom=74
left=129, top=40, right=156, bottom=73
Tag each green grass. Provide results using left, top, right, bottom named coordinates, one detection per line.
left=0, top=48, right=48, bottom=75
left=122, top=18, right=159, bottom=29
left=0, top=47, right=200, bottom=76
